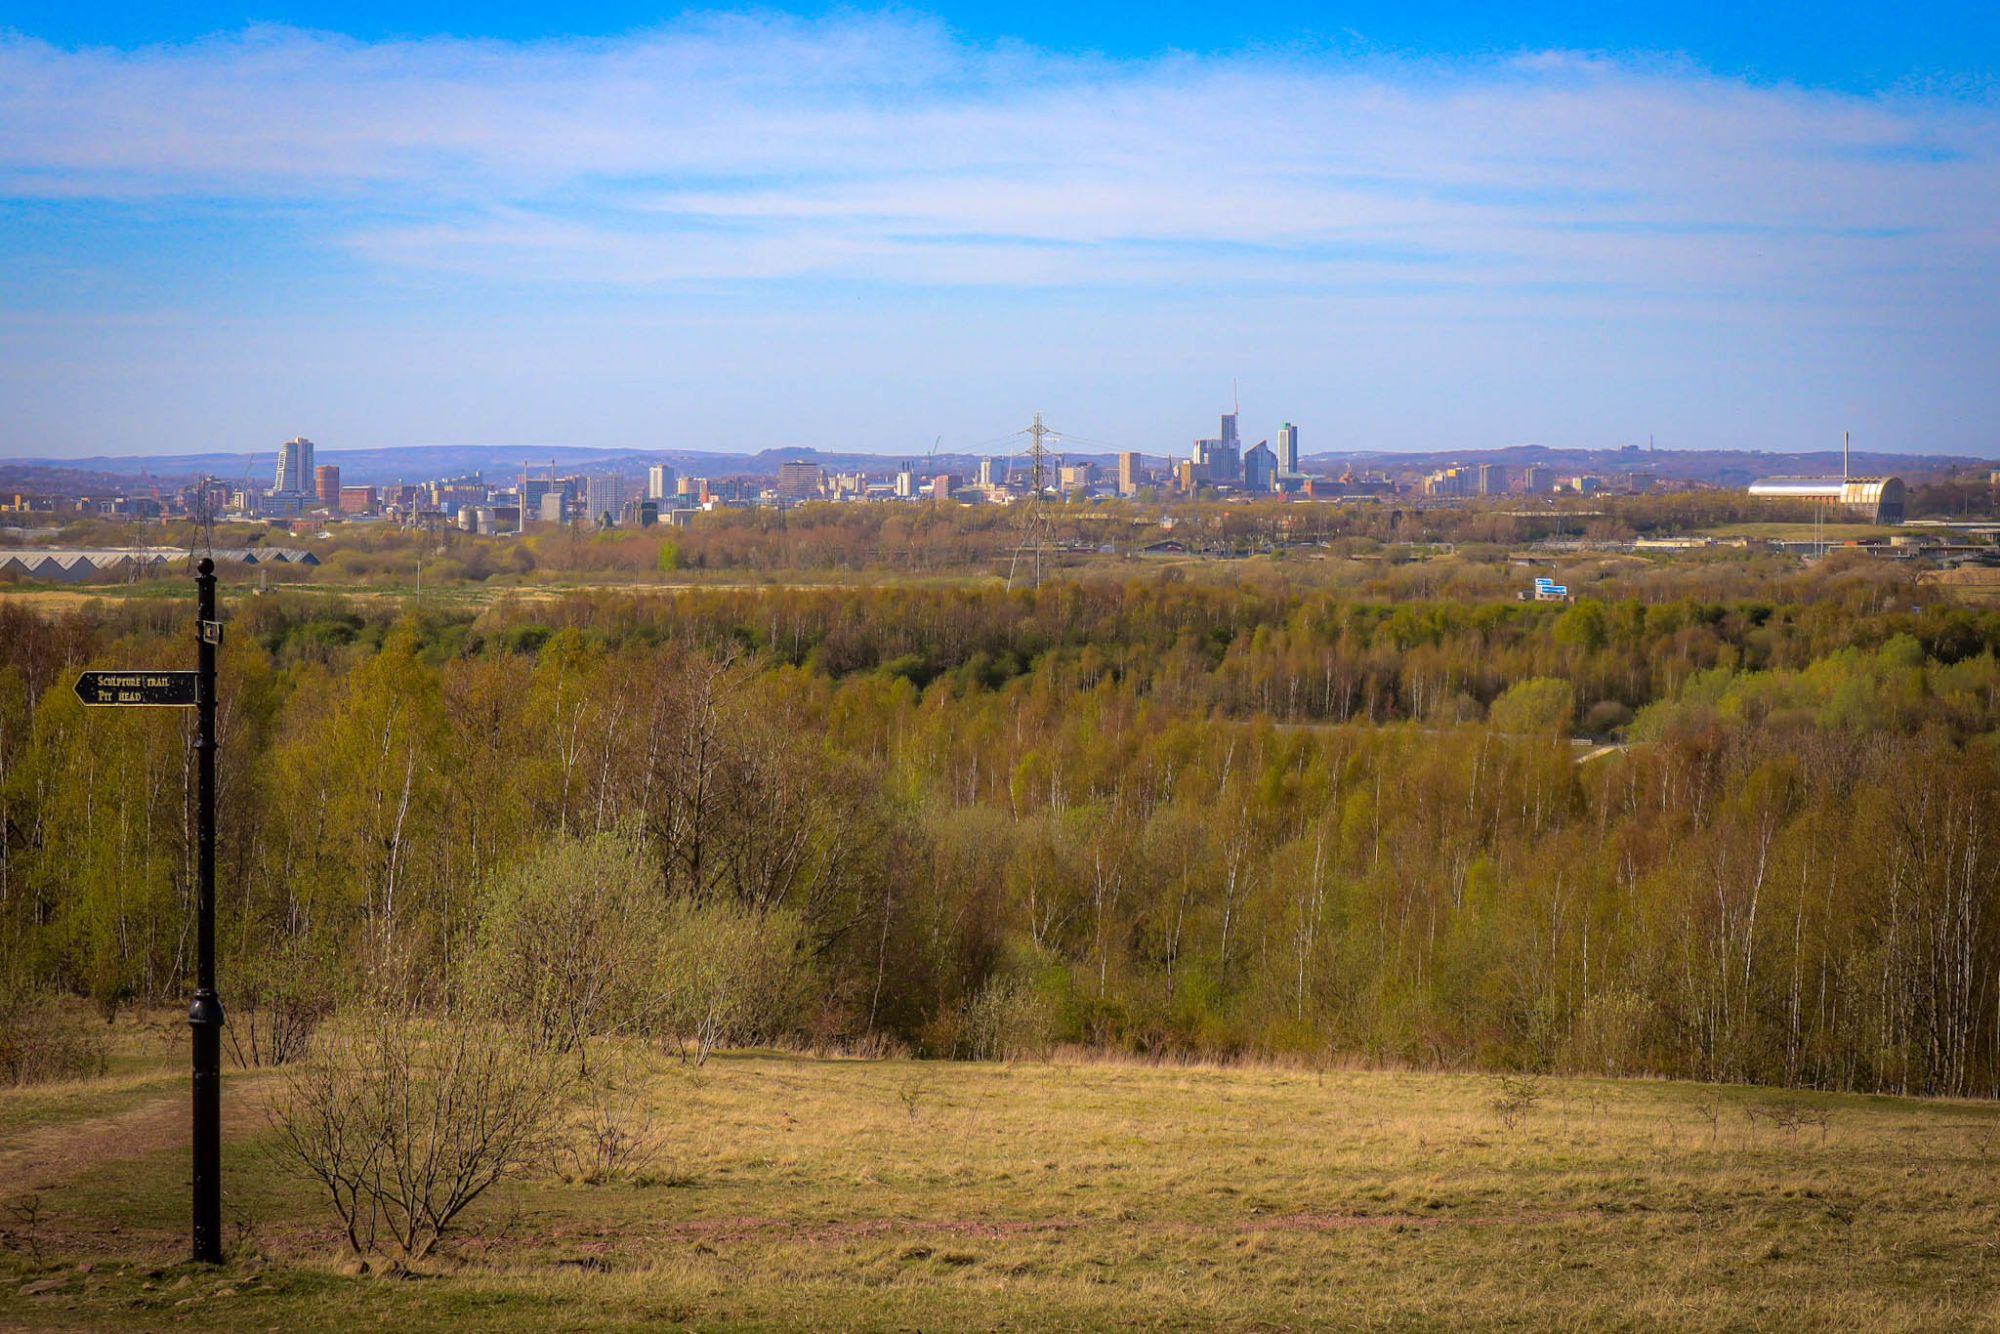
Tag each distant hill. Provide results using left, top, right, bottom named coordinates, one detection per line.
left=2, top=440, right=1993, bottom=491
left=0, top=445, right=639, bottom=488
left=1, top=444, right=1000, bottom=488
left=1311, top=444, right=1994, bottom=487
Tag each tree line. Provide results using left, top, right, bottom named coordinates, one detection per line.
left=2, top=571, right=1998, bottom=1096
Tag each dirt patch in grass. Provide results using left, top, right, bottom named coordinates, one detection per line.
left=513, top=1205, right=1599, bottom=1256
left=659, top=1215, right=1079, bottom=1244
left=0, top=1074, right=276, bottom=1200
left=1256, top=1208, right=1590, bottom=1231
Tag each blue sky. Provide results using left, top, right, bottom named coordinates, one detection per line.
left=9, top=2, right=1998, bottom=90
left=2, top=3, right=1997, bottom=459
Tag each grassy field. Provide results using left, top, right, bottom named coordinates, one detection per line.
left=5, top=1029, right=2000, bottom=1331
left=1925, top=566, right=2000, bottom=605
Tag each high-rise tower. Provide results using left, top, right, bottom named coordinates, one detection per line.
left=585, top=474, right=624, bottom=525
left=1277, top=423, right=1298, bottom=475
left=1244, top=441, right=1277, bottom=492
left=1118, top=452, right=1142, bottom=496
left=274, top=437, right=315, bottom=494
left=314, top=465, right=341, bottom=509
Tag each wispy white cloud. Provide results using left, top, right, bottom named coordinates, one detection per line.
left=0, top=14, right=1996, bottom=311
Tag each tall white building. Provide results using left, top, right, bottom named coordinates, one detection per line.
left=274, top=437, right=315, bottom=494
left=647, top=463, right=677, bottom=501
left=1277, top=423, right=1299, bottom=475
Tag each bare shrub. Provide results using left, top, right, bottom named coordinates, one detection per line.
left=895, top=1070, right=937, bottom=1122
left=1691, top=1097, right=1723, bottom=1144
left=556, top=1051, right=672, bottom=1186
left=0, top=995, right=108, bottom=1087
left=1491, top=1074, right=1543, bottom=1130
left=226, top=947, right=333, bottom=1069
left=1, top=1194, right=46, bottom=1264
left=1744, top=1100, right=1833, bottom=1142
left=272, top=1006, right=573, bottom=1261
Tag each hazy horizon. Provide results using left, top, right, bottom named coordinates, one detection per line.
left=3, top=4, right=1997, bottom=460
left=8, top=438, right=1990, bottom=477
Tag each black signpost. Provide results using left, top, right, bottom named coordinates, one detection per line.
left=72, top=671, right=197, bottom=707
left=189, top=560, right=222, bottom=1265
left=73, top=556, right=224, bottom=1264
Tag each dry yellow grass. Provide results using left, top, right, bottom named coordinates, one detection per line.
left=5, top=1047, right=2000, bottom=1329
left=1926, top=566, right=2000, bottom=605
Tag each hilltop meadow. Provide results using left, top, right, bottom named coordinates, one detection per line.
left=5, top=1028, right=2000, bottom=1332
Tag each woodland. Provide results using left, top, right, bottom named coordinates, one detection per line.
left=2, top=548, right=1998, bottom=1098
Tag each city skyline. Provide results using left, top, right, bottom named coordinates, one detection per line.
left=3, top=5, right=1998, bottom=459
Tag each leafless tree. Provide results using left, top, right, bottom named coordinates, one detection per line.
left=272, top=1006, right=572, bottom=1261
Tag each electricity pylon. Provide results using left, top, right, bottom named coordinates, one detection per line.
left=1006, top=412, right=1061, bottom=591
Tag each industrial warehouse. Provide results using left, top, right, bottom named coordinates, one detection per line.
left=1747, top=432, right=1906, bottom=524
left=0, top=547, right=319, bottom=583
left=1746, top=474, right=1906, bottom=524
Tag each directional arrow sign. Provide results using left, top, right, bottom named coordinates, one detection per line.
left=73, top=670, right=197, bottom=707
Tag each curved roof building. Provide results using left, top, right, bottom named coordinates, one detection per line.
left=1747, top=476, right=1904, bottom=524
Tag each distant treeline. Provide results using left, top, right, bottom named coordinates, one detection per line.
left=2, top=569, right=1998, bottom=1095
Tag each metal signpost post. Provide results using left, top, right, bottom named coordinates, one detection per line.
left=72, top=556, right=224, bottom=1264
left=190, top=559, right=223, bottom=1264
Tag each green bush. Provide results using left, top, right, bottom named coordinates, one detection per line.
left=649, top=899, right=817, bottom=1063
left=466, top=830, right=663, bottom=1062
left=1488, top=677, right=1575, bottom=735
